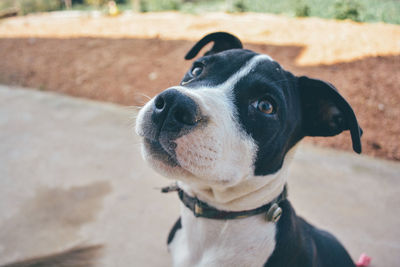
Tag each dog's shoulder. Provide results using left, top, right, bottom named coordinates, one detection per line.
left=303, top=219, right=356, bottom=267
left=265, top=200, right=313, bottom=267
left=265, top=200, right=355, bottom=267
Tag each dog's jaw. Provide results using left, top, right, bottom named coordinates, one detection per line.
left=177, top=145, right=296, bottom=211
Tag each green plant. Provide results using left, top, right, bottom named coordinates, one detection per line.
left=84, top=0, right=108, bottom=6
left=140, top=0, right=182, bottom=11
left=232, top=0, right=248, bottom=12
left=18, top=0, right=62, bottom=14
left=160, top=0, right=181, bottom=10
left=0, top=0, right=16, bottom=10
left=139, top=0, right=148, bottom=11
left=62, top=0, right=400, bottom=25
left=334, top=0, right=361, bottom=21
left=295, top=1, right=310, bottom=17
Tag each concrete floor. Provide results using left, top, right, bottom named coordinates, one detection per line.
left=0, top=85, right=399, bottom=266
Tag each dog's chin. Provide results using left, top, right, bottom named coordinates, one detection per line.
left=143, top=138, right=178, bottom=167
left=141, top=138, right=196, bottom=179
left=141, top=139, right=241, bottom=188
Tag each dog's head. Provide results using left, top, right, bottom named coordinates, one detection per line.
left=136, top=32, right=362, bottom=193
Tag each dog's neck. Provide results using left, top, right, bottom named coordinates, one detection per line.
left=177, top=148, right=296, bottom=212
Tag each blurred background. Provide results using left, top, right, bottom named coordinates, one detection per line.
left=0, top=0, right=399, bottom=23
left=0, top=1, right=399, bottom=266
left=0, top=0, right=399, bottom=160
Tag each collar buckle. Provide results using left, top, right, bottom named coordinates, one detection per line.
left=265, top=203, right=282, bottom=222
left=194, top=201, right=203, bottom=217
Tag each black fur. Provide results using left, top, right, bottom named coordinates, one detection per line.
left=298, top=76, right=362, bottom=153
left=167, top=217, right=182, bottom=245
left=185, top=32, right=243, bottom=60
left=265, top=200, right=355, bottom=267
left=180, top=47, right=361, bottom=175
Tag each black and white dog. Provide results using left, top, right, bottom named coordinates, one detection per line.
left=135, top=32, right=362, bottom=267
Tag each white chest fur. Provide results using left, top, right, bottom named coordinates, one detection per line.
left=169, top=204, right=276, bottom=267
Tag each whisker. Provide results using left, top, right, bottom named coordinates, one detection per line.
left=132, top=92, right=154, bottom=107
left=124, top=105, right=143, bottom=112
left=137, top=92, right=152, bottom=100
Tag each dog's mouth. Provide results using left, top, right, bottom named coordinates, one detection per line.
left=143, top=138, right=179, bottom=167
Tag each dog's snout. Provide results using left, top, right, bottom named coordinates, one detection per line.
left=152, top=89, right=199, bottom=137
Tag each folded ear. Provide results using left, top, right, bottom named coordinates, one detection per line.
left=298, top=76, right=362, bottom=154
left=185, top=32, right=243, bottom=60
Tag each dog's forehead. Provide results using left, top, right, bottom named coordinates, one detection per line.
left=183, top=49, right=280, bottom=89
left=201, top=49, right=262, bottom=69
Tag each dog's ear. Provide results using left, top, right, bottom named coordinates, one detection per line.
left=298, top=76, right=362, bottom=154
left=185, top=32, right=243, bottom=60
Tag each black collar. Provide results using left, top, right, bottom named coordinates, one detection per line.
left=161, top=184, right=287, bottom=221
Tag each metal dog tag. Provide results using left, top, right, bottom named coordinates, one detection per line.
left=265, top=203, right=282, bottom=222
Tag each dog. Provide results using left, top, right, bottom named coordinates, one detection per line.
left=135, top=32, right=363, bottom=267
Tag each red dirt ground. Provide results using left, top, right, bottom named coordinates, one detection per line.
left=0, top=12, right=399, bottom=161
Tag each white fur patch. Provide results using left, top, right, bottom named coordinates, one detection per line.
left=174, top=87, right=256, bottom=188
left=218, top=54, right=273, bottom=94
left=169, top=205, right=276, bottom=267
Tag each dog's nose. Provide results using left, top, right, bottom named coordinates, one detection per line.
left=152, top=89, right=198, bottom=137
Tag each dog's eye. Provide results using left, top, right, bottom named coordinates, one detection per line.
left=191, top=65, right=203, bottom=77
left=252, top=98, right=275, bottom=115
left=181, top=64, right=204, bottom=85
left=258, top=100, right=274, bottom=114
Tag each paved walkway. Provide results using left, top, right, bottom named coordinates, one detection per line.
left=1, top=85, right=399, bottom=266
